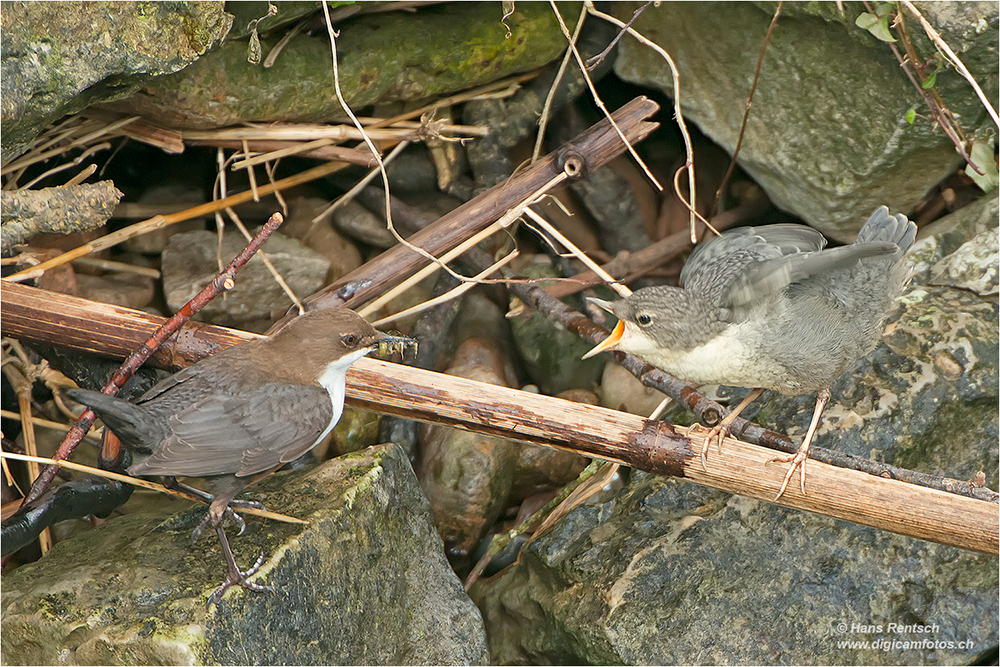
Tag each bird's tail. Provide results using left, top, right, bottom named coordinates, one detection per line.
left=64, top=388, right=156, bottom=455
left=856, top=206, right=917, bottom=253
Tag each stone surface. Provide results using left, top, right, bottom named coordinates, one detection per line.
left=331, top=199, right=399, bottom=249
left=279, top=197, right=364, bottom=284
left=0, top=1, right=232, bottom=161
left=161, top=230, right=329, bottom=329
left=1, top=444, right=489, bottom=665
left=470, top=198, right=999, bottom=664
left=417, top=338, right=520, bottom=559
left=106, top=3, right=579, bottom=129
left=472, top=473, right=997, bottom=665
left=508, top=256, right=607, bottom=395
left=613, top=2, right=999, bottom=241
left=75, top=272, right=156, bottom=310
left=598, top=358, right=671, bottom=418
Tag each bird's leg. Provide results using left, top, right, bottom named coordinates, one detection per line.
left=768, top=388, right=831, bottom=500
left=173, top=481, right=267, bottom=512
left=688, top=387, right=765, bottom=470
left=168, top=478, right=267, bottom=539
left=201, top=496, right=274, bottom=608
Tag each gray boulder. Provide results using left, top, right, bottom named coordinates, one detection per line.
left=613, top=2, right=998, bottom=241
left=1, top=444, right=488, bottom=665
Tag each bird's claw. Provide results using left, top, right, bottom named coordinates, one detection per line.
left=687, top=422, right=730, bottom=471
left=192, top=506, right=252, bottom=540
left=206, top=551, right=273, bottom=608
left=767, top=449, right=808, bottom=500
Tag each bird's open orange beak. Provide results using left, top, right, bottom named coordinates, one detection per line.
left=582, top=320, right=625, bottom=359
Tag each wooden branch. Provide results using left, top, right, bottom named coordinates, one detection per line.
left=3, top=283, right=997, bottom=556
left=295, top=96, right=661, bottom=316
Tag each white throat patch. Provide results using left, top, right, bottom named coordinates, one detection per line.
left=315, top=347, right=374, bottom=444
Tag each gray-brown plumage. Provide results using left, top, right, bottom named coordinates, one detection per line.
left=584, top=206, right=916, bottom=498
left=67, top=308, right=414, bottom=605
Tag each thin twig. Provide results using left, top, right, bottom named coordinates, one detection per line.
left=215, top=148, right=304, bottom=314
left=4, top=160, right=352, bottom=281
left=71, top=257, right=161, bottom=279
left=19, top=143, right=110, bottom=190
left=522, top=206, right=631, bottom=297
left=884, top=2, right=974, bottom=167
left=0, top=409, right=102, bottom=441
left=532, top=3, right=588, bottom=162
left=321, top=1, right=485, bottom=287
left=311, top=140, right=410, bottom=224
left=585, top=0, right=654, bottom=70
left=371, top=250, right=520, bottom=327
left=356, top=174, right=569, bottom=318
left=464, top=460, right=606, bottom=590
left=900, top=0, right=999, bottom=129
left=710, top=1, right=783, bottom=219
left=2, top=452, right=307, bottom=525
left=551, top=1, right=663, bottom=193
left=584, top=2, right=698, bottom=240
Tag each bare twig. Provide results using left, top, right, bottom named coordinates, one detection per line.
left=311, top=141, right=410, bottom=224
left=551, top=2, right=663, bottom=193
left=522, top=206, right=632, bottom=297
left=584, top=3, right=699, bottom=240
left=356, top=174, right=567, bottom=318
left=883, top=2, right=976, bottom=169
left=371, top=250, right=520, bottom=327
left=0, top=409, right=101, bottom=441
left=0, top=352, right=51, bottom=551
left=321, top=1, right=482, bottom=288
left=3, top=160, right=353, bottom=281
left=289, top=96, right=660, bottom=319
left=532, top=3, right=588, bottom=162
left=215, top=149, right=304, bottom=314
left=585, top=1, right=654, bottom=70
left=4, top=285, right=996, bottom=554
left=900, top=0, right=999, bottom=129
left=711, top=1, right=783, bottom=219
left=2, top=452, right=307, bottom=525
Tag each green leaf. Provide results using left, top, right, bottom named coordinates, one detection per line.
left=855, top=12, right=879, bottom=30
left=904, top=109, right=917, bottom=124
left=856, top=12, right=897, bottom=42
left=965, top=135, right=999, bottom=193
left=871, top=17, right=898, bottom=42
left=921, top=71, right=937, bottom=89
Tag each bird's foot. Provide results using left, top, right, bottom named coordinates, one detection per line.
left=767, top=447, right=808, bottom=500
left=206, top=551, right=273, bottom=608
left=687, top=422, right=731, bottom=470
left=192, top=505, right=258, bottom=540
left=767, top=388, right=827, bottom=500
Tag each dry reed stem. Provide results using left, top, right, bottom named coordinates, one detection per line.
left=0, top=452, right=307, bottom=525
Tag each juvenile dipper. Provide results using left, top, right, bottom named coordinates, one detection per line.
left=583, top=206, right=915, bottom=499
left=67, top=308, right=414, bottom=605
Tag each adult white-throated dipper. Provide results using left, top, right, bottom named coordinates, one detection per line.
left=67, top=308, right=415, bottom=605
left=583, top=206, right=915, bottom=499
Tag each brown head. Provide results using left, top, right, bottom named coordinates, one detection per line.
left=252, top=308, right=414, bottom=385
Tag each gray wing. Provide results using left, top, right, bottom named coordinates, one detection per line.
left=137, top=344, right=251, bottom=407
left=681, top=224, right=827, bottom=299
left=725, top=241, right=898, bottom=312
left=129, top=383, right=333, bottom=478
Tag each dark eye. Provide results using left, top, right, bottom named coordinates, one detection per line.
left=636, top=313, right=652, bottom=326
left=341, top=334, right=359, bottom=346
